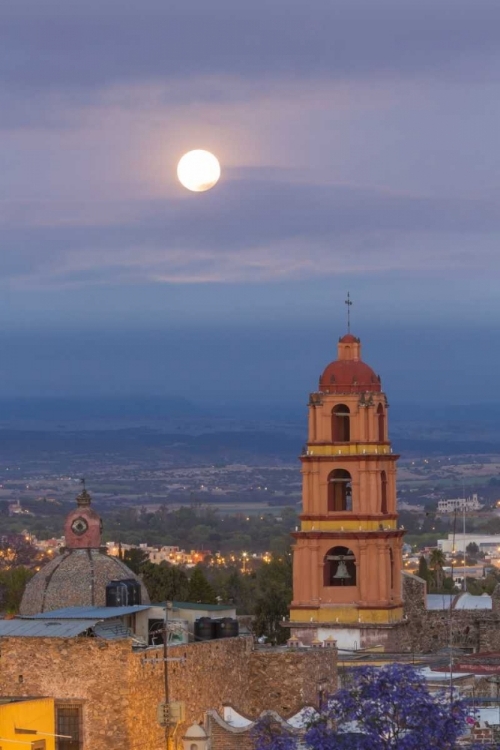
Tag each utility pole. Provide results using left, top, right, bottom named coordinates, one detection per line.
left=142, top=601, right=185, bottom=750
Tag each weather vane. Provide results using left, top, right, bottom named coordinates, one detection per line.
left=80, top=478, right=86, bottom=490
left=345, top=292, right=353, bottom=333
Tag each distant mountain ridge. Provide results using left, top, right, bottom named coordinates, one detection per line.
left=0, top=396, right=204, bottom=423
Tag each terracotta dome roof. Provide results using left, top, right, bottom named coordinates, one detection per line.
left=19, top=549, right=150, bottom=616
left=339, top=334, right=359, bottom=344
left=319, top=332, right=381, bottom=394
left=319, top=360, right=381, bottom=393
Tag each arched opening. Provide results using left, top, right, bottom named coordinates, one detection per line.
left=328, top=469, right=352, bottom=512
left=332, top=404, right=350, bottom=442
left=381, top=470, right=388, bottom=514
left=389, top=548, right=394, bottom=592
left=324, top=546, right=357, bottom=587
left=377, top=403, right=385, bottom=442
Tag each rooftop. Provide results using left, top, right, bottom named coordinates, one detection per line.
left=426, top=592, right=492, bottom=611
left=153, top=601, right=236, bottom=612
left=0, top=618, right=101, bottom=638
left=21, top=605, right=151, bottom=620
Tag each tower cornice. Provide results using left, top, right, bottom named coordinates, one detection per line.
left=292, top=529, right=405, bottom=541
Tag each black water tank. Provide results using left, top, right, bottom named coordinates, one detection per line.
left=194, top=617, right=215, bottom=641
left=214, top=617, right=239, bottom=639
left=106, top=580, right=128, bottom=607
left=122, top=578, right=142, bottom=605
left=106, top=579, right=142, bottom=607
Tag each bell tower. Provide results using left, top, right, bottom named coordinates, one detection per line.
left=289, top=331, right=405, bottom=650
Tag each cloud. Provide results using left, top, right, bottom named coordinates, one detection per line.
left=1, top=177, right=499, bottom=288
left=1, top=0, right=500, bottom=95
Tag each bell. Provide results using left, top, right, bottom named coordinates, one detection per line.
left=333, top=559, right=351, bottom=579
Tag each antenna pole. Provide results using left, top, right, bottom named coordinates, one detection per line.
left=345, top=292, right=353, bottom=333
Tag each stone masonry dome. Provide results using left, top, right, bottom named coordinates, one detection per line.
left=319, top=333, right=381, bottom=394
left=19, top=487, right=149, bottom=615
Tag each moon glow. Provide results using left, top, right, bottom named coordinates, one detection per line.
left=177, top=150, right=221, bottom=192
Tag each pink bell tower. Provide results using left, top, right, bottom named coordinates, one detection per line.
left=288, top=327, right=405, bottom=650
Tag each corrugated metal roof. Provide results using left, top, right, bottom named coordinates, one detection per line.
left=152, top=601, right=235, bottom=612
left=455, top=593, right=492, bottom=610
left=93, top=620, right=132, bottom=640
left=426, top=594, right=454, bottom=610
left=426, top=593, right=492, bottom=611
left=23, top=605, right=151, bottom=620
left=0, top=618, right=100, bottom=637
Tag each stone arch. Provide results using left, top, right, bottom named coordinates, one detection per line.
left=377, top=403, right=385, bottom=442
left=328, top=469, right=352, bottom=512
left=381, top=470, right=388, bottom=514
left=332, top=404, right=350, bottom=442
left=324, top=546, right=356, bottom=587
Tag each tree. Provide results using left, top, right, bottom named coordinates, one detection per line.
left=251, top=715, right=296, bottom=750
left=466, top=542, right=479, bottom=557
left=140, top=561, right=189, bottom=602
left=252, top=664, right=477, bottom=750
left=0, top=567, right=34, bottom=613
left=187, top=566, right=217, bottom=604
left=429, top=548, right=446, bottom=592
left=0, top=534, right=39, bottom=571
left=123, top=547, right=149, bottom=574
left=253, top=555, right=292, bottom=644
left=416, top=556, right=430, bottom=584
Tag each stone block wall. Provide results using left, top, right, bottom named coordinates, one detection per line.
left=384, top=573, right=500, bottom=653
left=0, top=636, right=337, bottom=750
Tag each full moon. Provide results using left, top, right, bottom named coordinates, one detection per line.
left=177, top=150, right=221, bottom=192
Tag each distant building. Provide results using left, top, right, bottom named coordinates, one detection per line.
left=437, top=494, right=482, bottom=514
left=438, top=533, right=500, bottom=554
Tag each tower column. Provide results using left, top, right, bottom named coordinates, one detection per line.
left=358, top=541, right=368, bottom=603
left=311, top=543, right=320, bottom=604
left=289, top=329, right=405, bottom=650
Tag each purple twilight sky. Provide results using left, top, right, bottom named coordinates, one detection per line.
left=1, top=0, right=500, bottom=405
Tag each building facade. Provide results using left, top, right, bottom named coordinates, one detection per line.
left=289, top=333, right=405, bottom=649
left=437, top=494, right=482, bottom=514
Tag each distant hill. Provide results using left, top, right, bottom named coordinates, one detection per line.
left=0, top=396, right=204, bottom=427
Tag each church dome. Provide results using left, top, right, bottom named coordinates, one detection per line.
left=19, top=549, right=150, bottom=615
left=319, top=333, right=381, bottom=394
left=19, top=486, right=150, bottom=615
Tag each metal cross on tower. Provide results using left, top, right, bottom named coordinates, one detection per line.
left=345, top=292, right=353, bottom=333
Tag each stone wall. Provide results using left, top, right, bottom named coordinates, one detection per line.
left=385, top=574, right=500, bottom=653
left=0, top=636, right=337, bottom=750
left=247, top=647, right=336, bottom=716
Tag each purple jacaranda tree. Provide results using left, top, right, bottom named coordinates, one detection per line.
left=252, top=663, right=487, bottom=750
left=250, top=714, right=297, bottom=750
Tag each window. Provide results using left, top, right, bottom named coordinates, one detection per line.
left=324, top=546, right=356, bottom=587
left=381, top=470, right=388, bottom=514
left=56, top=705, right=82, bottom=750
left=389, top=548, right=394, bottom=592
left=377, top=403, right=385, bottom=442
left=332, top=404, right=350, bottom=442
left=328, top=469, right=352, bottom=512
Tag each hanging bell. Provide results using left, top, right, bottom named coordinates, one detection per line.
left=333, top=559, right=351, bottom=579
